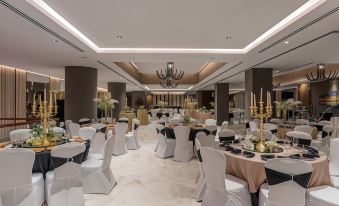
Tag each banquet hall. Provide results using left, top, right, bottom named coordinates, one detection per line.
left=1, top=0, right=339, bottom=205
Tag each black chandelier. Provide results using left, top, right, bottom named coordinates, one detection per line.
left=272, top=81, right=281, bottom=88
left=305, top=64, right=338, bottom=81
left=156, top=62, right=184, bottom=88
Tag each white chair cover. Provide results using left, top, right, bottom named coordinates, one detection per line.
left=205, top=119, right=217, bottom=126
left=264, top=123, right=278, bottom=132
left=218, top=129, right=237, bottom=142
left=318, top=120, right=332, bottom=126
left=9, top=129, right=32, bottom=142
left=194, top=138, right=206, bottom=202
left=112, top=123, right=128, bottom=155
left=306, top=185, right=339, bottom=206
left=154, top=124, right=176, bottom=159
left=196, top=131, right=215, bottom=148
left=0, top=148, right=44, bottom=206
left=296, top=119, right=310, bottom=125
left=59, top=122, right=65, bottom=128
left=295, top=125, right=314, bottom=135
left=259, top=159, right=313, bottom=206
left=81, top=136, right=116, bottom=194
left=173, top=126, right=193, bottom=162
left=269, top=118, right=283, bottom=125
left=317, top=125, right=333, bottom=155
left=79, top=118, right=90, bottom=123
left=45, top=142, right=86, bottom=206
left=220, top=121, right=229, bottom=130
left=64, top=120, right=73, bottom=134
left=170, top=118, right=181, bottom=126
left=151, top=109, right=158, bottom=121
left=88, top=123, right=107, bottom=154
left=251, top=129, right=273, bottom=140
left=126, top=119, right=141, bottom=150
left=79, top=127, right=96, bottom=141
left=249, top=121, right=258, bottom=131
left=330, top=139, right=339, bottom=189
left=69, top=123, right=80, bottom=137
left=201, top=147, right=251, bottom=206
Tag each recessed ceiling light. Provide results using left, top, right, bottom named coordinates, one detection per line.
left=116, top=35, right=123, bottom=39
left=225, top=36, right=232, bottom=40
left=275, top=70, right=280, bottom=73
left=284, top=41, right=289, bottom=44
left=52, top=39, right=58, bottom=43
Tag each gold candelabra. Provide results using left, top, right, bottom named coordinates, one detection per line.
left=250, top=88, right=273, bottom=152
left=32, top=88, right=58, bottom=146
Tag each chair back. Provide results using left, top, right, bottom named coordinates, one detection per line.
left=102, top=136, right=115, bottom=168
left=205, top=125, right=217, bottom=134
left=59, top=122, right=65, bottom=128
left=205, top=119, right=217, bottom=126
left=69, top=123, right=80, bottom=136
left=51, top=127, right=65, bottom=135
left=200, top=147, right=226, bottom=193
left=286, top=131, right=312, bottom=146
left=296, top=119, right=309, bottom=125
left=151, top=110, right=158, bottom=120
left=79, top=118, right=90, bottom=123
left=132, top=119, right=140, bottom=138
left=249, top=121, right=258, bottom=131
left=294, top=125, right=313, bottom=135
left=79, top=127, right=96, bottom=140
left=65, top=120, right=73, bottom=132
left=170, top=118, right=181, bottom=126
left=264, top=123, right=278, bottom=132
left=218, top=129, right=236, bottom=142
left=318, top=120, right=332, bottom=126
left=330, top=138, right=339, bottom=176
left=114, top=123, right=128, bottom=143
left=155, top=124, right=166, bottom=143
left=50, top=143, right=85, bottom=196
left=220, top=121, right=229, bottom=130
left=173, top=126, right=190, bottom=145
left=270, top=118, right=282, bottom=125
left=196, top=131, right=215, bottom=148
left=90, top=123, right=106, bottom=131
left=251, top=129, right=273, bottom=140
left=9, top=129, right=32, bottom=142
left=0, top=148, right=35, bottom=206
left=265, top=159, right=312, bottom=206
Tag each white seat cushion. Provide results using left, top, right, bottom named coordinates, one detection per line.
left=259, top=183, right=269, bottom=205
left=331, top=176, right=339, bottom=189
left=87, top=153, right=104, bottom=160
left=225, top=174, right=249, bottom=191
left=32, top=173, right=43, bottom=186
left=225, top=174, right=251, bottom=206
left=81, top=159, right=103, bottom=170
left=307, top=186, right=339, bottom=206
left=126, top=133, right=133, bottom=138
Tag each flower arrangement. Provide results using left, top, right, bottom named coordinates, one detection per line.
left=274, top=98, right=302, bottom=121
left=248, top=135, right=279, bottom=152
left=27, top=125, right=63, bottom=146
left=158, top=101, right=168, bottom=109
left=182, top=115, right=191, bottom=126
left=93, top=92, right=119, bottom=122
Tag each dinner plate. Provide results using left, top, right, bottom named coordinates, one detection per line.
left=261, top=154, right=275, bottom=161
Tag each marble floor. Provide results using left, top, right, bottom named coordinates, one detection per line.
left=85, top=124, right=202, bottom=206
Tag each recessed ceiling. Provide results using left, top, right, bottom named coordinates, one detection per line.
left=135, top=62, right=206, bottom=74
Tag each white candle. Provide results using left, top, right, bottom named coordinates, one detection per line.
left=260, top=88, right=263, bottom=102
left=33, top=93, right=36, bottom=106
left=44, top=88, right=46, bottom=105
left=254, top=94, right=257, bottom=108
left=251, top=92, right=253, bottom=107
left=49, top=91, right=52, bottom=107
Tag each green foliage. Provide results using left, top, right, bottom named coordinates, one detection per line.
left=182, top=115, right=191, bottom=126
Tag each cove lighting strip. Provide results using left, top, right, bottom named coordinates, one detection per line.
left=26, top=0, right=326, bottom=54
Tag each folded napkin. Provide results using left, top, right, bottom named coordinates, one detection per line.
left=289, top=154, right=301, bottom=159
left=225, top=145, right=234, bottom=151
left=231, top=148, right=241, bottom=154
left=261, top=154, right=275, bottom=161
left=303, top=153, right=319, bottom=159
left=303, top=145, right=319, bottom=154
left=243, top=151, right=255, bottom=158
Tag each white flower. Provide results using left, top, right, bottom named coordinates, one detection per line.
left=109, top=99, right=119, bottom=104
left=93, top=98, right=102, bottom=103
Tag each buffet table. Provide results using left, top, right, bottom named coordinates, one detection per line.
left=137, top=108, right=148, bottom=125
left=119, top=112, right=136, bottom=132
left=218, top=145, right=331, bottom=194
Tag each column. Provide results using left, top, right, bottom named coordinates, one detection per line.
left=108, top=82, right=126, bottom=119
left=245, top=68, right=273, bottom=119
left=215, top=83, right=229, bottom=125
left=65, top=66, right=97, bottom=122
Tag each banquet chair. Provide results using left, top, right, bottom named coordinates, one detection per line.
left=69, top=123, right=80, bottom=137
left=170, top=118, right=181, bottom=126
left=259, top=159, right=313, bottom=206
left=154, top=124, right=176, bottom=159
left=200, top=147, right=251, bottom=206
left=220, top=121, right=229, bottom=130
left=218, top=129, right=237, bottom=142
left=318, top=120, right=332, bottom=126
left=90, top=123, right=107, bottom=154
left=251, top=129, right=273, bottom=140
left=296, top=119, right=310, bottom=125
left=194, top=138, right=206, bottom=202
left=45, top=142, right=86, bottom=206
left=51, top=127, right=65, bottom=135
left=314, top=124, right=333, bottom=154
left=112, top=122, right=128, bottom=155
left=231, top=110, right=240, bottom=124
left=59, top=121, right=65, bottom=128
left=286, top=131, right=312, bottom=146
left=249, top=121, right=258, bottom=131
left=253, top=118, right=260, bottom=125
left=0, top=148, right=44, bottom=206
left=79, top=127, right=96, bottom=141
left=126, top=119, right=141, bottom=150
left=173, top=126, right=193, bottom=162
left=330, top=138, right=339, bottom=189
left=196, top=131, right=215, bottom=148
left=9, top=129, right=32, bottom=143
left=151, top=109, right=158, bottom=121
left=87, top=130, right=113, bottom=161
left=79, top=118, right=91, bottom=124
left=295, top=125, right=314, bottom=136
left=205, top=119, right=217, bottom=126
left=65, top=120, right=73, bottom=134
left=81, top=136, right=116, bottom=194
left=205, top=125, right=217, bottom=135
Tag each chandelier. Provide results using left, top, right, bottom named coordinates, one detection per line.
left=156, top=62, right=184, bottom=88
left=305, top=64, right=338, bottom=81
left=272, top=81, right=281, bottom=88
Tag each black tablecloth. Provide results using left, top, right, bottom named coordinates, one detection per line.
left=161, top=127, right=216, bottom=143
left=32, top=140, right=91, bottom=176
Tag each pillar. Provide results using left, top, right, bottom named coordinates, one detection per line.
left=108, top=82, right=126, bottom=119
left=65, top=66, right=97, bottom=122
left=215, top=83, right=229, bottom=125
left=245, top=68, right=273, bottom=119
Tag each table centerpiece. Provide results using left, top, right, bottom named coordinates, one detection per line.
left=93, top=92, right=119, bottom=123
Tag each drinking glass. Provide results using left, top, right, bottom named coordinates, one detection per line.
left=292, top=138, right=299, bottom=153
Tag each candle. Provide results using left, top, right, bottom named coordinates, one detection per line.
left=33, top=93, right=36, bottom=106
left=251, top=92, right=253, bottom=107
left=260, top=88, right=263, bottom=102
left=44, top=88, right=46, bottom=105
left=269, top=92, right=271, bottom=107
left=39, top=95, right=42, bottom=106
left=54, top=92, right=57, bottom=106
left=49, top=91, right=52, bottom=107
left=254, top=94, right=257, bottom=108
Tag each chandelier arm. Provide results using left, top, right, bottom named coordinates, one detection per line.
left=323, top=69, right=338, bottom=80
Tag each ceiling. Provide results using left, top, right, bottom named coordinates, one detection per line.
left=0, top=0, right=338, bottom=92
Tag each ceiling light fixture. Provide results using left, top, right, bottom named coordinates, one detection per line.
left=145, top=86, right=150, bottom=90
left=116, top=35, right=123, bottom=39
left=26, top=0, right=326, bottom=54
left=225, top=36, right=232, bottom=40
left=156, top=62, right=184, bottom=88
left=305, top=64, right=338, bottom=81
left=52, top=39, right=58, bottom=43
left=187, top=86, right=193, bottom=90
left=284, top=41, right=289, bottom=44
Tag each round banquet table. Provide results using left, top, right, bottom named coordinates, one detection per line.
left=161, top=125, right=216, bottom=143
left=32, top=140, right=90, bottom=176
left=218, top=144, right=331, bottom=206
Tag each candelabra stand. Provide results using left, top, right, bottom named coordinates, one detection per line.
left=250, top=89, right=272, bottom=152
left=32, top=89, right=58, bottom=146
